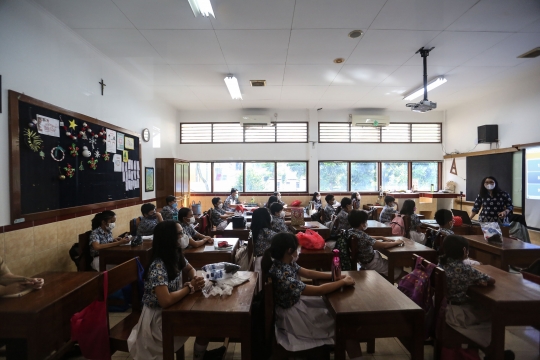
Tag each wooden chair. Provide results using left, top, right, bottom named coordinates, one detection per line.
left=77, top=231, right=94, bottom=271
left=402, top=215, right=411, bottom=239
left=129, top=217, right=141, bottom=236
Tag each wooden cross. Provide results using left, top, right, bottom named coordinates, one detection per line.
left=99, top=79, right=106, bottom=96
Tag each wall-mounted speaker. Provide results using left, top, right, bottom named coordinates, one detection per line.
left=478, top=125, right=498, bottom=143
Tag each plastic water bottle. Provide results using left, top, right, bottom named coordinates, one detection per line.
left=331, top=249, right=341, bottom=282
left=431, top=184, right=434, bottom=192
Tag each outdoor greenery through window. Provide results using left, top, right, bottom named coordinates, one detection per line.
left=277, top=162, right=307, bottom=192
left=381, top=162, right=408, bottom=190
left=351, top=162, right=378, bottom=191
left=319, top=162, right=348, bottom=192
left=214, top=163, right=243, bottom=192
left=412, top=162, right=439, bottom=191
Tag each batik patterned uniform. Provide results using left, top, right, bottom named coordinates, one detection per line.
left=224, top=195, right=236, bottom=212
left=409, top=213, right=422, bottom=231
left=180, top=222, right=202, bottom=240
left=352, top=198, right=361, bottom=210
left=254, top=228, right=277, bottom=257
left=348, top=228, right=376, bottom=264
left=440, top=258, right=489, bottom=303
left=379, top=205, right=397, bottom=224
left=271, top=215, right=291, bottom=233
left=137, top=217, right=159, bottom=236
left=160, top=205, right=178, bottom=221
left=472, top=191, right=513, bottom=222
left=334, top=210, right=350, bottom=233
left=89, top=227, right=114, bottom=258
left=323, top=204, right=335, bottom=221
left=211, top=207, right=227, bottom=227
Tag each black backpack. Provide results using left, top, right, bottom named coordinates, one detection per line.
left=69, top=243, right=81, bottom=268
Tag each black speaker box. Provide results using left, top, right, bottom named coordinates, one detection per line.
left=478, top=125, right=498, bottom=143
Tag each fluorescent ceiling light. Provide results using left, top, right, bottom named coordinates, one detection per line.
left=187, top=0, right=215, bottom=17
left=402, top=76, right=447, bottom=101
left=224, top=75, right=242, bottom=100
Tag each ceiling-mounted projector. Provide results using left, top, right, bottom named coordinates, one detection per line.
left=405, top=47, right=439, bottom=113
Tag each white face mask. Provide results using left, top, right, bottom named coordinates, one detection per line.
left=280, top=211, right=285, bottom=218
left=178, top=234, right=189, bottom=249
left=189, top=217, right=195, bottom=224
left=292, top=248, right=301, bottom=262
left=485, top=184, right=495, bottom=190
left=356, top=195, right=361, bottom=200
left=107, top=222, right=115, bottom=231
left=218, top=203, right=223, bottom=209
left=362, top=223, right=368, bottom=231
left=316, top=196, right=321, bottom=201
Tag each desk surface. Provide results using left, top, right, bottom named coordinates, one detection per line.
left=379, top=236, right=436, bottom=256
left=225, top=222, right=250, bottom=231
left=367, top=220, right=389, bottom=228
left=100, top=239, right=153, bottom=253
left=290, top=221, right=329, bottom=231
left=183, top=238, right=239, bottom=255
left=463, top=235, right=540, bottom=251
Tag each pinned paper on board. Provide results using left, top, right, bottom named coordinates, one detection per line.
left=106, top=129, right=117, bottom=153
left=36, top=115, right=60, bottom=137
left=113, top=154, right=122, bottom=172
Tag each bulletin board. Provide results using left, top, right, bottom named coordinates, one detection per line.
left=8, top=91, right=142, bottom=224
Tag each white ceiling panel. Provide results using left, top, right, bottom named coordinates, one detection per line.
left=200, top=101, right=244, bottom=110
left=370, top=0, right=478, bottom=31
left=144, top=65, right=185, bottom=87
left=463, top=33, right=540, bottom=67
left=112, top=0, right=213, bottom=30
left=332, top=65, right=399, bottom=86
left=347, top=30, right=441, bottom=65
left=292, top=0, right=386, bottom=29
left=141, top=30, right=226, bottom=64
left=379, top=65, right=455, bottom=87
left=34, top=0, right=134, bottom=29
left=320, top=86, right=373, bottom=101
left=170, top=64, right=230, bottom=85
left=280, top=86, right=328, bottom=100
left=241, top=86, right=282, bottom=101
left=241, top=100, right=282, bottom=109
left=365, top=86, right=410, bottom=102
left=189, top=85, right=232, bottom=102
left=313, top=101, right=359, bottom=109
left=286, top=29, right=362, bottom=65
left=283, top=65, right=341, bottom=86
left=210, top=0, right=295, bottom=30
left=278, top=100, right=317, bottom=109
left=447, top=0, right=540, bottom=32
left=215, top=30, right=290, bottom=64
left=154, top=85, right=200, bottom=101
left=443, top=66, right=511, bottom=88
left=226, top=65, right=286, bottom=86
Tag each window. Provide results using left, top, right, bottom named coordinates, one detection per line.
left=190, top=162, right=211, bottom=192
left=351, top=126, right=380, bottom=142
left=180, top=122, right=307, bottom=143
left=214, top=163, right=243, bottom=192
left=318, top=122, right=441, bottom=143
left=245, top=163, right=275, bottom=191
left=412, top=123, right=441, bottom=143
left=277, top=162, right=307, bottom=192
left=351, top=162, right=378, bottom=191
left=381, top=124, right=410, bottom=142
left=152, top=126, right=161, bottom=148
left=412, top=162, right=439, bottom=191
left=381, top=162, right=408, bottom=191
left=319, top=162, right=348, bottom=192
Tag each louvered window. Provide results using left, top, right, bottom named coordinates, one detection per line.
left=412, top=123, right=441, bottom=143
left=245, top=125, right=276, bottom=143
left=180, top=122, right=307, bottom=143
left=381, top=124, right=410, bottom=142
left=276, top=123, right=308, bottom=142
left=319, top=122, right=441, bottom=143
left=180, top=123, right=211, bottom=143
left=351, top=126, right=381, bottom=142
left=212, top=123, right=243, bottom=143
left=319, top=123, right=350, bottom=142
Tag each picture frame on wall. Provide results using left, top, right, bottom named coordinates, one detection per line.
left=145, top=167, right=154, bottom=192
left=125, top=136, right=134, bottom=150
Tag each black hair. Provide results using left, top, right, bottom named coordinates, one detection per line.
left=165, top=195, right=176, bottom=204
left=251, top=208, right=272, bottom=242
left=435, top=209, right=453, bottom=227
left=273, top=192, right=280, bottom=196
left=230, top=188, right=238, bottom=194
left=351, top=192, right=359, bottom=200
left=399, top=199, right=416, bottom=216
left=91, top=210, right=116, bottom=230
left=270, top=202, right=284, bottom=215
left=141, top=203, right=156, bottom=216
left=146, top=221, right=186, bottom=281
left=348, top=209, right=368, bottom=228
left=261, top=233, right=299, bottom=277
left=178, top=207, right=192, bottom=221
left=439, top=235, right=469, bottom=265
left=325, top=194, right=334, bottom=203
left=212, top=197, right=221, bottom=206
left=478, top=176, right=502, bottom=199
left=266, top=195, right=278, bottom=208
left=311, top=192, right=320, bottom=201
left=336, top=197, right=352, bottom=215
left=384, top=195, right=395, bottom=205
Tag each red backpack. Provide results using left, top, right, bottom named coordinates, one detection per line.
left=390, top=214, right=406, bottom=236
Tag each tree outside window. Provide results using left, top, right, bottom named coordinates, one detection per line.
left=319, top=162, right=348, bottom=191
left=412, top=162, right=438, bottom=191
left=190, top=162, right=211, bottom=192
left=245, top=162, right=275, bottom=192
left=381, top=162, right=408, bottom=191
left=351, top=162, right=377, bottom=191
left=277, top=162, right=307, bottom=192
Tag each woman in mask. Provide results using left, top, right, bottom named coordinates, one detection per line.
left=160, top=195, right=179, bottom=221
left=137, top=203, right=164, bottom=236
left=89, top=210, right=130, bottom=270
left=210, top=197, right=234, bottom=231
left=471, top=176, right=514, bottom=223
left=177, top=207, right=213, bottom=248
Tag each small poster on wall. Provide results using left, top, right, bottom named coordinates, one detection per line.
left=36, top=115, right=60, bottom=137
left=117, top=133, right=124, bottom=151
left=106, top=128, right=117, bottom=153
left=145, top=167, right=154, bottom=192
left=125, top=136, right=134, bottom=150
left=113, top=154, right=122, bottom=172
left=122, top=150, right=129, bottom=162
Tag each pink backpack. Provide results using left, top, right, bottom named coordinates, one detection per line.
left=390, top=214, right=405, bottom=236
left=397, top=256, right=436, bottom=311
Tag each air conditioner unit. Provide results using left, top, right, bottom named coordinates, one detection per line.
left=350, top=115, right=390, bottom=127
left=240, top=115, right=273, bottom=128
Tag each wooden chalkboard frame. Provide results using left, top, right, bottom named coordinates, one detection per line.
left=8, top=90, right=142, bottom=224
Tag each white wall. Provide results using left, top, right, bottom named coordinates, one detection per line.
left=0, top=0, right=177, bottom=226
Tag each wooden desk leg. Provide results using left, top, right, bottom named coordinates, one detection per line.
left=387, top=257, right=395, bottom=283
left=99, top=254, right=106, bottom=272
left=334, top=319, right=346, bottom=360
left=162, top=319, right=174, bottom=360
left=410, top=312, right=424, bottom=360
left=490, top=316, right=506, bottom=360
left=241, top=316, right=252, bottom=360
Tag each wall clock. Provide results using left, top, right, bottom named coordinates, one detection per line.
left=142, top=128, right=150, bottom=142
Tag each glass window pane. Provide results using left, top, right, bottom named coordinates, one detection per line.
left=381, top=162, right=408, bottom=191
left=351, top=163, right=378, bottom=191
left=245, top=163, right=275, bottom=192
left=214, top=163, right=244, bottom=192
left=412, top=162, right=439, bottom=191
left=319, top=162, right=348, bottom=192
left=190, top=162, right=212, bottom=192
left=277, top=162, right=307, bottom=192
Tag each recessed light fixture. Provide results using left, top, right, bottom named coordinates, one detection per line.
left=517, top=47, right=540, bottom=58
left=250, top=80, right=266, bottom=87
left=348, top=30, right=364, bottom=39
left=333, top=58, right=345, bottom=64
left=403, top=76, right=447, bottom=101
left=187, top=0, right=215, bottom=17
left=224, top=75, right=242, bottom=100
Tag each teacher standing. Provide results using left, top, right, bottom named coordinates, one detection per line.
left=470, top=176, right=513, bottom=222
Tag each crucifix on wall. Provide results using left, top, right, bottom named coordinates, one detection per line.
left=99, top=79, right=106, bottom=96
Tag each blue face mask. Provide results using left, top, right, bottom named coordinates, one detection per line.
left=172, top=203, right=178, bottom=209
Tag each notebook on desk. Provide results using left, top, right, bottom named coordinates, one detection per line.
left=451, top=209, right=480, bottom=226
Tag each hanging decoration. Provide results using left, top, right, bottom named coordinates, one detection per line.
left=69, top=143, right=79, bottom=157
left=88, top=157, right=98, bottom=170
left=88, top=136, right=97, bottom=150
left=94, top=149, right=100, bottom=158
left=79, top=163, right=84, bottom=171
left=59, top=115, right=64, bottom=127
left=102, top=152, right=110, bottom=161
left=51, top=145, right=66, bottom=162
left=64, top=163, right=75, bottom=178
left=98, top=128, right=107, bottom=143
left=81, top=146, right=91, bottom=158
left=69, top=119, right=77, bottom=130
left=61, top=118, right=78, bottom=140
left=57, top=167, right=65, bottom=181
left=80, top=122, right=93, bottom=140
left=28, top=119, right=38, bottom=128
left=23, top=128, right=43, bottom=152
left=39, top=150, right=45, bottom=160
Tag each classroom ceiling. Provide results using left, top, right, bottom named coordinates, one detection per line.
left=34, top=0, right=540, bottom=111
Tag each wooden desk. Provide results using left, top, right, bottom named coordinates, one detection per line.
left=183, top=238, right=240, bottom=269
left=289, top=221, right=331, bottom=240
left=365, top=220, right=392, bottom=236
left=323, top=271, right=424, bottom=360
left=223, top=222, right=250, bottom=240
left=0, top=271, right=101, bottom=360
left=296, top=246, right=333, bottom=271
left=99, top=240, right=153, bottom=271
left=463, top=235, right=540, bottom=271
left=162, top=272, right=258, bottom=360
left=468, top=265, right=540, bottom=360
left=378, top=237, right=437, bottom=282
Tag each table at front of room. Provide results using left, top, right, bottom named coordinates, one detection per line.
left=0, top=271, right=101, bottom=360
left=183, top=238, right=240, bottom=269
left=378, top=237, right=437, bottom=282
left=289, top=221, right=331, bottom=239
left=162, top=272, right=258, bottom=360
left=99, top=239, right=153, bottom=271
left=322, top=270, right=424, bottom=360
left=468, top=265, right=540, bottom=360
left=463, top=235, right=540, bottom=271
left=365, top=220, right=392, bottom=236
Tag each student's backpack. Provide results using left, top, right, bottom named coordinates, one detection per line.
left=398, top=255, right=435, bottom=311
left=69, top=243, right=81, bottom=268
left=334, top=230, right=352, bottom=271
left=390, top=214, right=405, bottom=236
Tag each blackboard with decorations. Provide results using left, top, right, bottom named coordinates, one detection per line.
left=8, top=91, right=141, bottom=224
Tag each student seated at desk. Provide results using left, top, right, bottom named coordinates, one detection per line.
left=0, top=255, right=44, bottom=296
left=251, top=208, right=277, bottom=291
left=210, top=196, right=233, bottom=230
left=435, top=210, right=480, bottom=267
left=265, top=195, right=279, bottom=210
left=137, top=203, right=163, bottom=236
left=379, top=195, right=398, bottom=224
left=333, top=197, right=353, bottom=234
left=261, top=233, right=362, bottom=358
left=273, top=191, right=287, bottom=207
left=348, top=210, right=404, bottom=280
left=323, top=194, right=336, bottom=221
left=177, top=207, right=213, bottom=248
left=270, top=202, right=292, bottom=233
left=160, top=195, right=178, bottom=221
left=351, top=192, right=361, bottom=210
left=311, top=192, right=322, bottom=210
left=399, top=200, right=422, bottom=232
left=224, top=188, right=240, bottom=211
left=89, top=210, right=130, bottom=271
left=128, top=221, right=225, bottom=360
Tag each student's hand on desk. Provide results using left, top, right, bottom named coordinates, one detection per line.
left=190, top=276, right=205, bottom=292
left=2, top=282, right=28, bottom=295
left=205, top=237, right=214, bottom=244
left=117, top=237, right=131, bottom=245
left=26, top=278, right=44, bottom=289
left=341, top=275, right=355, bottom=287
left=497, top=210, right=508, bottom=218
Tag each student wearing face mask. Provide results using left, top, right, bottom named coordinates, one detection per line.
left=251, top=208, right=277, bottom=291
left=160, top=195, right=179, bottom=221
left=270, top=202, right=292, bottom=233
left=351, top=192, right=361, bottom=210
left=311, top=192, right=322, bottom=210
left=435, top=209, right=480, bottom=266
left=273, top=192, right=286, bottom=207
left=379, top=195, right=398, bottom=224
left=210, top=197, right=234, bottom=231
left=471, top=176, right=514, bottom=223
left=399, top=199, right=422, bottom=232
left=323, top=194, right=336, bottom=221
left=177, top=207, right=213, bottom=248
left=224, top=188, right=241, bottom=212
left=89, top=210, right=130, bottom=271
left=333, top=197, right=353, bottom=234
left=137, top=203, right=164, bottom=236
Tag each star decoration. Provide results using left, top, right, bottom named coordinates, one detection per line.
left=94, top=149, right=100, bottom=158
left=69, top=119, right=77, bottom=130
left=88, top=137, right=97, bottom=149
